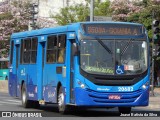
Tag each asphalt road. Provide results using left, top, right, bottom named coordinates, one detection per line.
left=0, top=92, right=159, bottom=120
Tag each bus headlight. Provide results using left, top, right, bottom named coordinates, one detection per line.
left=141, top=81, right=149, bottom=90
left=80, top=84, right=85, bottom=89
left=142, top=85, right=147, bottom=89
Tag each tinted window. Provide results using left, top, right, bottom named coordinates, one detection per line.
left=20, top=37, right=38, bottom=64
left=57, top=35, right=66, bottom=63
left=46, top=35, right=57, bottom=63
left=10, top=41, right=14, bottom=64
left=31, top=37, right=38, bottom=63
left=46, top=34, right=66, bottom=64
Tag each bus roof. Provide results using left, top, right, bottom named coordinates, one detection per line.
left=11, top=22, right=143, bottom=39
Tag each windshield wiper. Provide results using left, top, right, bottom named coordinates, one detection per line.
left=96, top=39, right=112, bottom=54
left=120, top=39, right=133, bottom=56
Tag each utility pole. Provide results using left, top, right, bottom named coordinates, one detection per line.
left=29, top=3, right=39, bottom=30
left=151, top=10, right=155, bottom=96
left=90, top=0, right=94, bottom=22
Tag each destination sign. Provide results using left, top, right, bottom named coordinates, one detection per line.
left=81, top=24, right=143, bottom=36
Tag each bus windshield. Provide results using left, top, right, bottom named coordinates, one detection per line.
left=80, top=39, right=148, bottom=75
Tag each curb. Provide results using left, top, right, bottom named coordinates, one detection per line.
left=0, top=80, right=8, bottom=93
left=0, top=90, right=8, bottom=93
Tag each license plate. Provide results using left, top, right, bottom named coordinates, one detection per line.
left=108, top=95, right=121, bottom=100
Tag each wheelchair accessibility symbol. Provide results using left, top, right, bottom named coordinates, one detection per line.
left=116, top=66, right=124, bottom=74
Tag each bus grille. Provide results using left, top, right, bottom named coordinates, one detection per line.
left=86, top=89, right=142, bottom=104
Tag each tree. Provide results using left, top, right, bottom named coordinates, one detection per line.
left=52, top=0, right=111, bottom=25
left=94, top=0, right=111, bottom=16
left=0, top=0, right=30, bottom=58
left=111, top=0, right=143, bottom=21
left=51, top=3, right=89, bottom=26
left=127, top=0, right=160, bottom=38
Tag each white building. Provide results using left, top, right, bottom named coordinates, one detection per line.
left=38, top=0, right=87, bottom=18
left=35, top=0, right=88, bottom=27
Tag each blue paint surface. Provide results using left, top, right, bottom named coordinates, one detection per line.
left=74, top=87, right=149, bottom=107
left=9, top=22, right=150, bottom=108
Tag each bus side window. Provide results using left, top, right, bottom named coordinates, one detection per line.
left=10, top=41, right=14, bottom=65
left=57, top=34, right=66, bottom=63
left=21, top=38, right=31, bottom=64
left=46, top=35, right=57, bottom=63
left=30, top=37, right=38, bottom=63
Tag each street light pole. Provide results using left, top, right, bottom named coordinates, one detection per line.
left=151, top=10, right=155, bottom=96
left=90, top=0, right=94, bottom=22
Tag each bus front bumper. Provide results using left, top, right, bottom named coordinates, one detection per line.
left=74, top=87, right=149, bottom=107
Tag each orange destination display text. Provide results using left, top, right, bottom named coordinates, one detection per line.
left=87, top=26, right=139, bottom=35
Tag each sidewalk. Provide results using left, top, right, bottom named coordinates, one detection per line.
left=0, top=80, right=8, bottom=93
left=148, top=87, right=160, bottom=110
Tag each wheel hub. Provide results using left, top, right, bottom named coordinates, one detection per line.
left=58, top=93, right=64, bottom=108
left=22, top=91, right=26, bottom=104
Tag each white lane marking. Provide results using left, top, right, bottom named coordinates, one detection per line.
left=0, top=96, right=13, bottom=99
left=6, top=99, right=21, bottom=103
left=0, top=101, right=21, bottom=105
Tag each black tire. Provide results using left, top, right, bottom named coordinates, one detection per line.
left=58, top=86, right=68, bottom=114
left=118, top=107, right=131, bottom=114
left=32, top=101, right=40, bottom=109
left=21, top=83, right=32, bottom=108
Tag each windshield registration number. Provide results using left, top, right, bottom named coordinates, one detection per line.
left=118, top=87, right=133, bottom=92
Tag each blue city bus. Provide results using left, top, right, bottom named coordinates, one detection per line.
left=0, top=58, right=9, bottom=80
left=9, top=22, right=149, bottom=114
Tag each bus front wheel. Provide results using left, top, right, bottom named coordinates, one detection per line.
left=21, top=83, right=31, bottom=108
left=118, top=107, right=131, bottom=114
left=58, top=86, right=68, bottom=114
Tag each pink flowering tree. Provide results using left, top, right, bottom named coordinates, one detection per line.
left=111, top=0, right=160, bottom=38
left=127, top=0, right=160, bottom=38
left=0, top=0, right=30, bottom=58
left=111, top=0, right=143, bottom=21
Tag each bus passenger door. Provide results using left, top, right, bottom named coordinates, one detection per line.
left=15, top=44, right=20, bottom=97
left=9, top=40, right=19, bottom=97
left=37, top=41, right=46, bottom=101
left=69, top=40, right=77, bottom=103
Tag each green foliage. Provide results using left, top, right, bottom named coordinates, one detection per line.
left=127, top=8, right=153, bottom=38
left=127, top=0, right=160, bottom=39
left=94, top=0, right=111, bottom=16
left=0, top=12, right=13, bottom=20
left=52, top=0, right=111, bottom=25
left=51, top=3, right=89, bottom=25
